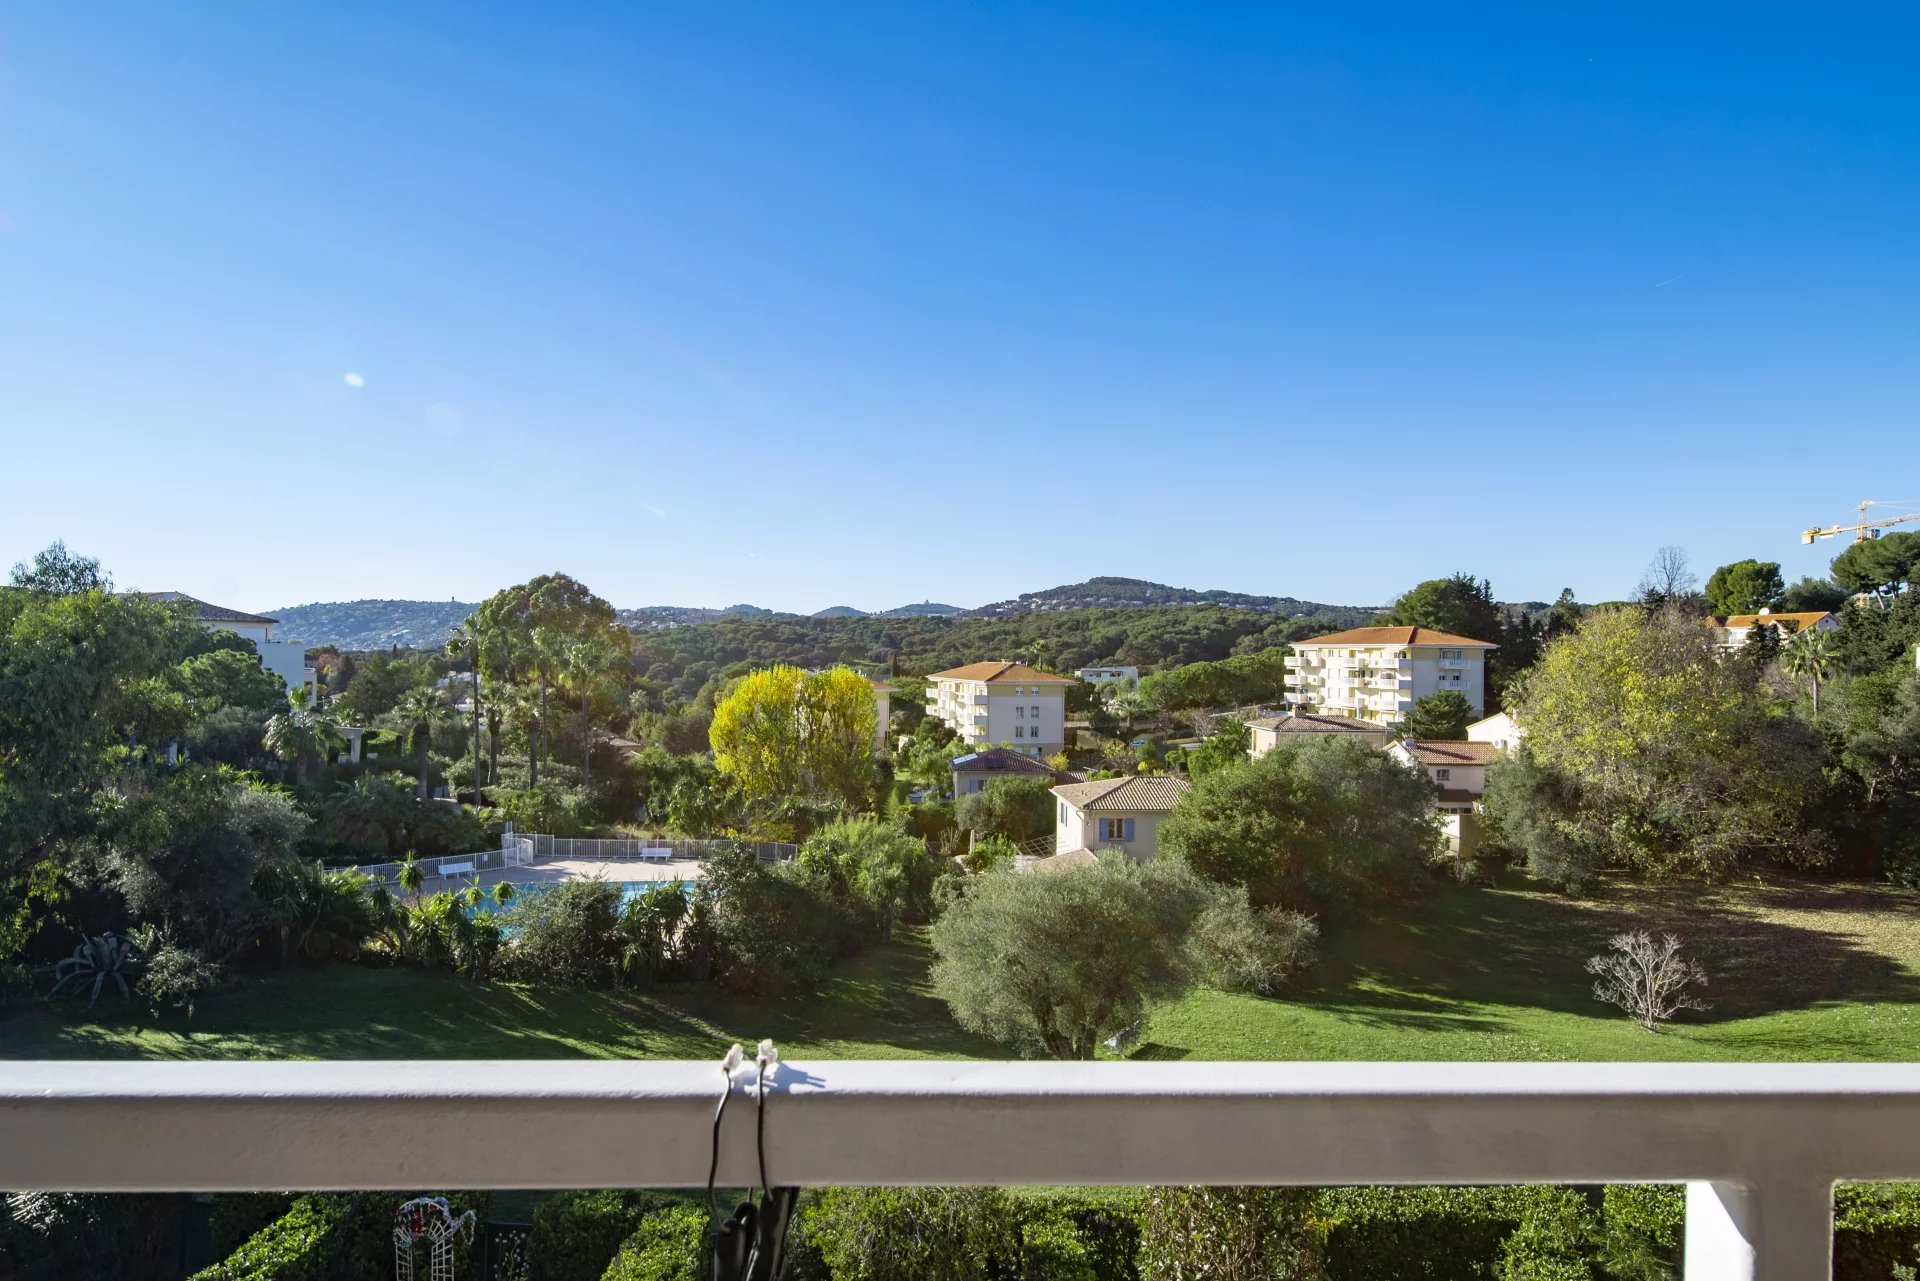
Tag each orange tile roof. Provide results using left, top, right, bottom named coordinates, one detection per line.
left=1051, top=775, right=1191, bottom=811
left=1717, top=611, right=1834, bottom=629
left=925, top=661, right=1077, bottom=684
left=1293, top=626, right=1497, bottom=649
left=1395, top=740, right=1504, bottom=766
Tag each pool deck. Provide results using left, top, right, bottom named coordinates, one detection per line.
left=468, top=856, right=705, bottom=888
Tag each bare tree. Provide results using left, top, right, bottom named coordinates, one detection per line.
left=1637, top=546, right=1697, bottom=609
left=1586, top=931, right=1709, bottom=1033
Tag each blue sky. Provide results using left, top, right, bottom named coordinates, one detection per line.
left=2, top=4, right=1915, bottom=613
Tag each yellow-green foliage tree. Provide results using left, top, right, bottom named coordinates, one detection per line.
left=709, top=665, right=877, bottom=811
left=1501, top=606, right=1824, bottom=880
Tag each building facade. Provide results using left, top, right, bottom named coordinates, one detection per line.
left=1709, top=610, right=1838, bottom=655
left=1246, top=709, right=1395, bottom=757
left=1284, top=626, right=1496, bottom=725
left=951, top=747, right=1079, bottom=796
left=1050, top=775, right=1190, bottom=861
left=924, top=662, right=1076, bottom=757
left=136, top=592, right=314, bottom=695
left=1076, top=665, right=1139, bottom=685
left=1466, top=711, right=1525, bottom=752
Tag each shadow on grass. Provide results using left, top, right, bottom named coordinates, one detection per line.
left=0, top=930, right=997, bottom=1062
left=1299, top=872, right=1920, bottom=1029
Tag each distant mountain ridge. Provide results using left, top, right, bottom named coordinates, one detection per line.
left=268, top=577, right=1362, bottom=649
left=968, top=576, right=1372, bottom=618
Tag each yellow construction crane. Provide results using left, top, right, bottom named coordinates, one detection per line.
left=1800, top=499, right=1920, bottom=544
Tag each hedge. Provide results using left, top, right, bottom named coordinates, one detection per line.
left=600, top=1205, right=708, bottom=1280
left=528, top=1190, right=686, bottom=1281
left=191, top=1192, right=488, bottom=1280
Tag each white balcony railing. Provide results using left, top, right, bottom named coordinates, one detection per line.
left=5, top=1061, right=1919, bottom=1278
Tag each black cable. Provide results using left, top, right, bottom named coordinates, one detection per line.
left=707, top=1072, right=733, bottom=1223
left=755, top=1052, right=771, bottom=1198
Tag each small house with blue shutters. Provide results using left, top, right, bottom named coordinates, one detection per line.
left=1049, top=775, right=1190, bottom=863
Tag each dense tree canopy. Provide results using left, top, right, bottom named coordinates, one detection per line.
left=1705, top=559, right=1786, bottom=616
left=1404, top=691, right=1475, bottom=741
left=1138, top=648, right=1290, bottom=711
left=1380, top=574, right=1502, bottom=642
left=1831, top=532, right=1920, bottom=599
left=1160, top=736, right=1439, bottom=912
left=1498, top=607, right=1824, bottom=881
left=954, top=776, right=1056, bottom=842
left=709, top=665, right=877, bottom=812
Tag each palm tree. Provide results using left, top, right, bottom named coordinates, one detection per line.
left=390, top=686, right=453, bottom=801
left=396, top=852, right=426, bottom=901
left=448, top=620, right=486, bottom=802
left=1783, top=629, right=1836, bottom=717
left=263, top=688, right=345, bottom=785
left=559, top=634, right=625, bottom=788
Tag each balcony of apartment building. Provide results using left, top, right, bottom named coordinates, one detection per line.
left=2, top=1059, right=1912, bottom=1278
left=971, top=694, right=990, bottom=705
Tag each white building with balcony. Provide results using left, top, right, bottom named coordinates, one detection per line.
left=923, top=662, right=1075, bottom=757
left=1076, top=665, right=1139, bottom=685
left=1284, top=626, right=1496, bottom=726
left=134, top=591, right=314, bottom=695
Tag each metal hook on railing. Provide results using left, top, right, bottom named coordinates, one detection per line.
left=708, top=1040, right=799, bottom=1281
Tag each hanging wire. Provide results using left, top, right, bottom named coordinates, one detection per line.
left=708, top=1043, right=744, bottom=1222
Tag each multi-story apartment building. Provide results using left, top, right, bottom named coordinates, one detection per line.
left=1283, top=626, right=1496, bottom=725
left=923, top=661, right=1075, bottom=757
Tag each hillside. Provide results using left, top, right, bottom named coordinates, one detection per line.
left=970, top=576, right=1375, bottom=619
left=266, top=599, right=478, bottom=650
left=812, top=605, right=869, bottom=619
left=879, top=601, right=964, bottom=617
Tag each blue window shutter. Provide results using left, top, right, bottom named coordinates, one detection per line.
left=1123, top=817, right=1135, bottom=841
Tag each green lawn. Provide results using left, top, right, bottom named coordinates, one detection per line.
left=8, top=873, right=1920, bottom=1062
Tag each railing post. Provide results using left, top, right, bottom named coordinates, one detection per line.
left=1685, top=1179, right=1833, bottom=1280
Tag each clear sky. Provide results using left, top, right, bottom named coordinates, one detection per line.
left=2, top=4, right=1915, bottom=613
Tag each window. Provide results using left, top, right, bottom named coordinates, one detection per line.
left=1435, top=768, right=1451, bottom=781
left=1014, top=726, right=1024, bottom=738
left=1030, top=705, right=1040, bottom=718
left=1058, top=801, right=1067, bottom=823
left=1101, top=817, right=1134, bottom=841
left=1016, top=705, right=1025, bottom=718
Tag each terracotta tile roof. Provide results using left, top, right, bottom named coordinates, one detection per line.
left=1396, top=740, right=1504, bottom=766
left=1293, top=626, right=1497, bottom=649
left=1051, top=774, right=1191, bottom=812
left=951, top=748, right=1079, bottom=782
left=1246, top=711, right=1391, bottom=735
left=866, top=677, right=897, bottom=693
left=925, top=661, right=1078, bottom=684
left=1717, top=611, right=1835, bottom=630
left=132, top=591, right=278, bottom=626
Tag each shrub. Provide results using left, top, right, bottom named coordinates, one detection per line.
left=527, top=1190, right=682, bottom=1281
left=505, top=879, right=623, bottom=986
left=702, top=844, right=838, bottom=997
left=208, top=1193, right=298, bottom=1261
left=600, top=1204, right=707, bottom=1281
left=191, top=1192, right=488, bottom=1281
left=960, top=833, right=1020, bottom=874
left=1188, top=886, right=1317, bottom=995
left=2, top=1192, right=190, bottom=1281
left=802, top=1188, right=1016, bottom=1281
left=955, top=776, right=1056, bottom=842
left=1595, top=1185, right=1680, bottom=1280
left=1837, top=1183, right=1920, bottom=1279
left=1317, top=1186, right=1547, bottom=1279
left=1139, top=1187, right=1321, bottom=1280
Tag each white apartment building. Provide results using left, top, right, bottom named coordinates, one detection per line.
left=1076, top=665, right=1139, bottom=685
left=136, top=592, right=314, bottom=694
left=1284, top=626, right=1496, bottom=725
left=923, top=661, right=1075, bottom=757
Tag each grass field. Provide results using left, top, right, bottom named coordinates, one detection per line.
left=7, top=872, right=1920, bottom=1062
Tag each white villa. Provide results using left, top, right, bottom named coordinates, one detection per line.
left=1076, top=665, right=1139, bottom=685
left=1389, top=738, right=1505, bottom=858
left=136, top=592, right=314, bottom=695
left=1048, top=774, right=1190, bottom=862
left=1467, top=711, right=1526, bottom=752
left=1284, top=626, right=1496, bottom=725
left=867, top=677, right=895, bottom=752
left=1709, top=609, right=1838, bottom=655
left=924, top=662, right=1075, bottom=757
